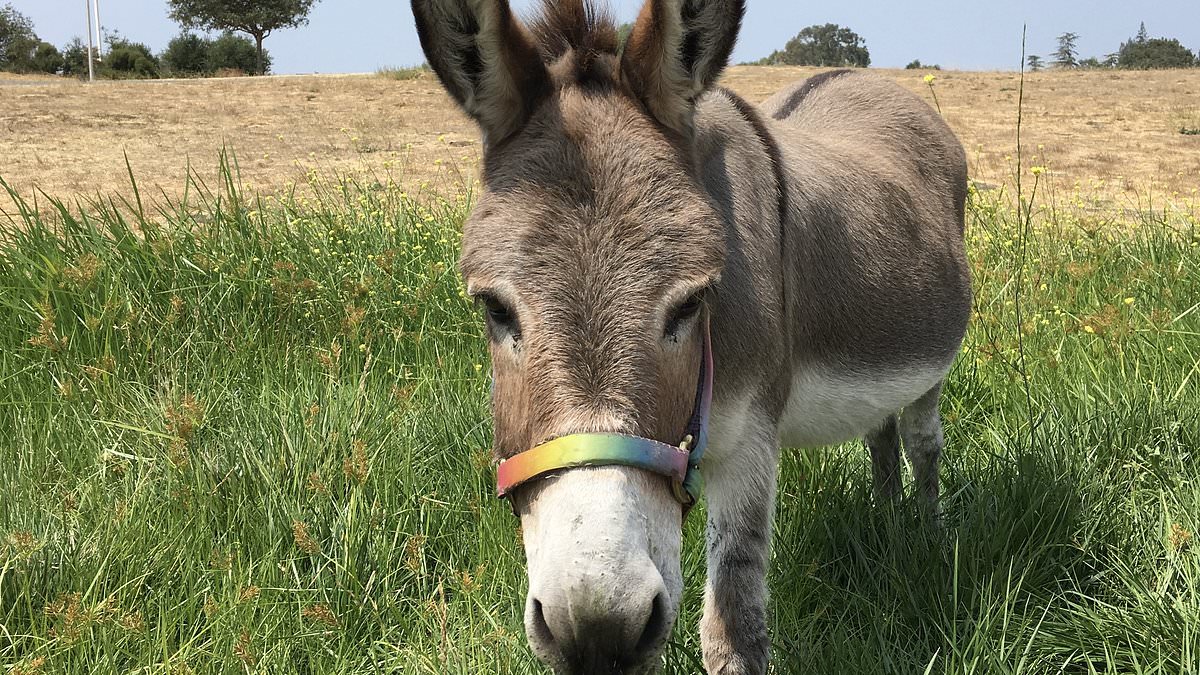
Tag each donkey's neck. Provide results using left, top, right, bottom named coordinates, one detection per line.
left=690, top=88, right=793, bottom=400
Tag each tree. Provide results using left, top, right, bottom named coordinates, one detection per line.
left=30, top=41, right=63, bottom=74
left=1136, top=22, right=1149, bottom=43
left=208, top=31, right=268, bottom=74
left=166, top=0, right=317, bottom=75
left=905, top=59, right=939, bottom=70
left=1026, top=54, right=1044, bottom=71
left=1053, top=32, right=1079, bottom=68
left=0, top=3, right=38, bottom=72
left=758, top=24, right=870, bottom=68
left=61, top=37, right=92, bottom=77
left=1118, top=36, right=1197, bottom=69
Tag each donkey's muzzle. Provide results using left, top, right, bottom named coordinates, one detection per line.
left=526, top=561, right=672, bottom=673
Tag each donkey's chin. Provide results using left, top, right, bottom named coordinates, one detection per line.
left=516, top=466, right=685, bottom=673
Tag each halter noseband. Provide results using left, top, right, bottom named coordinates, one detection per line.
left=495, top=315, right=713, bottom=513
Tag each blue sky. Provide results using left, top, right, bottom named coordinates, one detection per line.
left=12, top=0, right=1200, bottom=73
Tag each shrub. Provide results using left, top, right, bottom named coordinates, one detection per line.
left=30, top=40, right=62, bottom=74
left=105, top=38, right=160, bottom=78
left=905, top=59, right=940, bottom=70
left=162, top=32, right=212, bottom=75
left=208, top=32, right=269, bottom=75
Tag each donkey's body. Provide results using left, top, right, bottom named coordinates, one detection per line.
left=690, top=76, right=969, bottom=670
left=411, top=0, right=968, bottom=671
left=696, top=71, right=969, bottom=457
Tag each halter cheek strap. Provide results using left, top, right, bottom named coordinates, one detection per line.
left=495, top=315, right=713, bottom=512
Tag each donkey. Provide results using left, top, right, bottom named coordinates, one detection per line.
left=411, top=0, right=970, bottom=672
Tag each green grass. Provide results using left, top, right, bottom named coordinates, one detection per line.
left=0, top=159, right=1198, bottom=674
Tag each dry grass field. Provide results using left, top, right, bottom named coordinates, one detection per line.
left=2, top=66, right=1198, bottom=203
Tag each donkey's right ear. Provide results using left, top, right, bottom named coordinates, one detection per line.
left=412, top=0, right=550, bottom=145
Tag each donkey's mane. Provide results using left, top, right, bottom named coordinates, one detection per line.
left=529, top=0, right=620, bottom=85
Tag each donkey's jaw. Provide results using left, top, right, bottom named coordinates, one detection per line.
left=518, top=466, right=684, bottom=673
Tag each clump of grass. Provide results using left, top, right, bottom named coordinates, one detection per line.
left=377, top=64, right=431, bottom=81
left=0, top=154, right=1198, bottom=673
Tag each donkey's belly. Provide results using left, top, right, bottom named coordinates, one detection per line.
left=778, top=362, right=950, bottom=448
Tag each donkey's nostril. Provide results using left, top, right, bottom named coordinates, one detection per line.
left=634, top=591, right=671, bottom=656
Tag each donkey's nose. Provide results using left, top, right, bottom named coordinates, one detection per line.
left=526, top=568, right=671, bottom=672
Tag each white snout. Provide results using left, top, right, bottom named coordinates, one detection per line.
left=518, top=466, right=684, bottom=673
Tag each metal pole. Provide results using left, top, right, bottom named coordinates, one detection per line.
left=92, top=0, right=103, bottom=58
left=84, top=0, right=95, bottom=82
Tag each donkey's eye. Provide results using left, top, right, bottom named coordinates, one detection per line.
left=479, top=294, right=519, bottom=337
left=664, top=292, right=704, bottom=338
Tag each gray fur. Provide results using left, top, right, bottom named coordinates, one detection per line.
left=865, top=415, right=902, bottom=501
left=899, top=384, right=946, bottom=506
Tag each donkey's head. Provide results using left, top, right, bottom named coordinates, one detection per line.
left=412, top=0, right=742, bottom=670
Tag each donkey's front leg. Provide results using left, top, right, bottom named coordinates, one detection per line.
left=700, top=424, right=778, bottom=674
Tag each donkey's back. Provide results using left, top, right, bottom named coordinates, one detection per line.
left=766, top=68, right=968, bottom=237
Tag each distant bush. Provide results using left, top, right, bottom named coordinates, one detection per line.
left=30, top=41, right=62, bottom=74
left=162, top=32, right=211, bottom=75
left=1076, top=56, right=1118, bottom=69
left=208, top=32, right=268, bottom=75
left=905, top=59, right=940, bottom=70
left=105, top=37, right=160, bottom=78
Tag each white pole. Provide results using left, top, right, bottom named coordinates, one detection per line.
left=84, top=0, right=95, bottom=82
left=92, top=0, right=103, bottom=58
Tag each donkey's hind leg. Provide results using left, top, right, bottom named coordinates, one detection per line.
left=899, top=383, right=945, bottom=507
left=865, top=415, right=901, bottom=502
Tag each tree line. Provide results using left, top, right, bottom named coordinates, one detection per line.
left=747, top=21, right=1196, bottom=71
left=1030, top=24, right=1197, bottom=71
left=0, top=0, right=316, bottom=79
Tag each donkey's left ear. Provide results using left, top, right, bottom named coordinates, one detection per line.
left=412, top=0, right=550, bottom=145
left=620, top=0, right=745, bottom=137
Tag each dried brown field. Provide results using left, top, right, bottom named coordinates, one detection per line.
left=2, top=66, right=1198, bottom=203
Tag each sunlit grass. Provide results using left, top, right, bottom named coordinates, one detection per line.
left=0, top=158, right=1197, bottom=674
left=376, top=64, right=432, bottom=81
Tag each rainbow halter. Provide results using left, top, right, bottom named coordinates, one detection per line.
left=495, top=316, right=714, bottom=512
